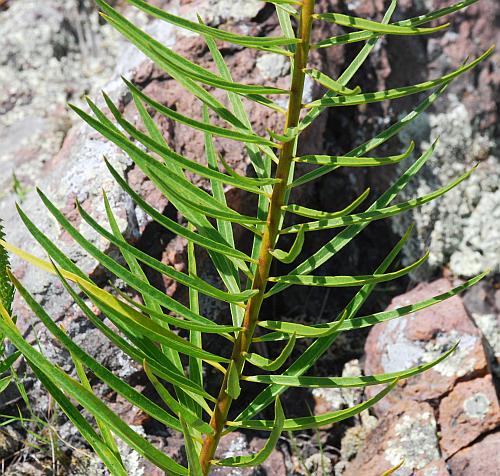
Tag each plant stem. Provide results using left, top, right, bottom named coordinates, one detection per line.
left=199, top=1, right=316, bottom=473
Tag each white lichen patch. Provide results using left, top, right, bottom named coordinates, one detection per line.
left=426, top=331, right=478, bottom=378
left=256, top=53, right=290, bottom=80
left=463, top=392, right=491, bottom=419
left=395, top=98, right=499, bottom=278
left=384, top=412, right=440, bottom=471
left=472, top=313, right=500, bottom=361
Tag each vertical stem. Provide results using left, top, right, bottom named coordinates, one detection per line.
left=199, top=1, right=316, bottom=473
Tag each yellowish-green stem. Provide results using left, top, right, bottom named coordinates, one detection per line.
left=199, top=1, right=316, bottom=473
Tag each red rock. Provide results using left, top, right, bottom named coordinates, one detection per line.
left=438, top=375, right=500, bottom=458
left=343, top=400, right=442, bottom=476
left=364, top=279, right=488, bottom=413
left=447, top=432, right=500, bottom=476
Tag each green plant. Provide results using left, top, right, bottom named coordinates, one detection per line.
left=0, top=0, right=492, bottom=474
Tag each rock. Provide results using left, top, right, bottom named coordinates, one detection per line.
left=210, top=431, right=287, bottom=475
left=364, top=278, right=488, bottom=413
left=342, top=401, right=442, bottom=476
left=447, top=431, right=500, bottom=476
left=463, top=279, right=500, bottom=380
left=387, top=0, right=500, bottom=278
left=312, top=359, right=364, bottom=429
left=438, top=375, right=500, bottom=458
left=0, top=425, right=22, bottom=459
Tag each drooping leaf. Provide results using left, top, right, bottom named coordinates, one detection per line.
left=226, top=361, right=241, bottom=399
left=282, top=187, right=370, bottom=220
left=216, top=398, right=284, bottom=466
left=269, top=226, right=305, bottom=264
left=245, top=333, right=297, bottom=371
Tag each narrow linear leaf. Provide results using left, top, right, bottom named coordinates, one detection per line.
left=180, top=417, right=204, bottom=476
left=315, top=0, right=480, bottom=48
left=282, top=187, right=370, bottom=220
left=0, top=303, right=188, bottom=475
left=238, top=226, right=412, bottom=420
left=27, top=359, right=129, bottom=476
left=124, top=80, right=279, bottom=148
left=120, top=0, right=298, bottom=50
left=269, top=251, right=429, bottom=288
left=143, top=360, right=213, bottom=435
left=304, top=68, right=361, bottom=95
left=306, top=48, right=493, bottom=108
left=314, top=12, right=449, bottom=35
left=257, top=272, right=487, bottom=341
left=244, top=343, right=457, bottom=387
left=245, top=334, right=296, bottom=371
left=104, top=161, right=253, bottom=265
left=71, top=351, right=123, bottom=464
left=231, top=380, right=397, bottom=431
left=226, top=361, right=241, bottom=399
left=283, top=165, right=475, bottom=234
left=9, top=271, right=186, bottom=432
left=216, top=398, right=284, bottom=467
left=76, top=200, right=257, bottom=304
left=294, top=141, right=414, bottom=166
left=269, top=226, right=305, bottom=264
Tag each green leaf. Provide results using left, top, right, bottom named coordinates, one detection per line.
left=226, top=361, right=241, bottom=399
left=0, top=303, right=188, bottom=475
left=115, top=290, right=240, bottom=336
left=304, top=68, right=361, bottom=95
left=216, top=398, right=284, bottom=467
left=244, top=342, right=457, bottom=387
left=282, top=187, right=370, bottom=220
left=9, top=271, right=186, bottom=432
left=315, top=0, right=480, bottom=48
left=76, top=200, right=257, bottom=304
left=293, top=84, right=448, bottom=188
left=294, top=141, right=414, bottom=166
left=143, top=360, right=213, bottom=435
left=71, top=351, right=123, bottom=464
left=269, top=226, right=305, bottom=264
left=305, top=48, right=494, bottom=108
left=0, top=351, right=21, bottom=375
left=96, top=1, right=290, bottom=94
left=257, top=273, right=487, bottom=341
left=34, top=189, right=236, bottom=328
left=180, top=417, right=204, bottom=476
left=245, top=334, right=296, bottom=371
left=27, top=359, right=129, bottom=476
left=313, top=12, right=449, bottom=35
left=268, top=141, right=439, bottom=299
left=103, top=160, right=254, bottom=265
left=237, top=226, right=412, bottom=420
left=0, top=376, right=11, bottom=393
left=124, top=80, right=279, bottom=148
left=232, top=380, right=397, bottom=431
left=119, top=0, right=298, bottom=51
left=77, top=99, right=272, bottom=196
left=258, top=310, right=347, bottom=340
left=268, top=251, right=429, bottom=288
left=283, top=165, right=475, bottom=234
